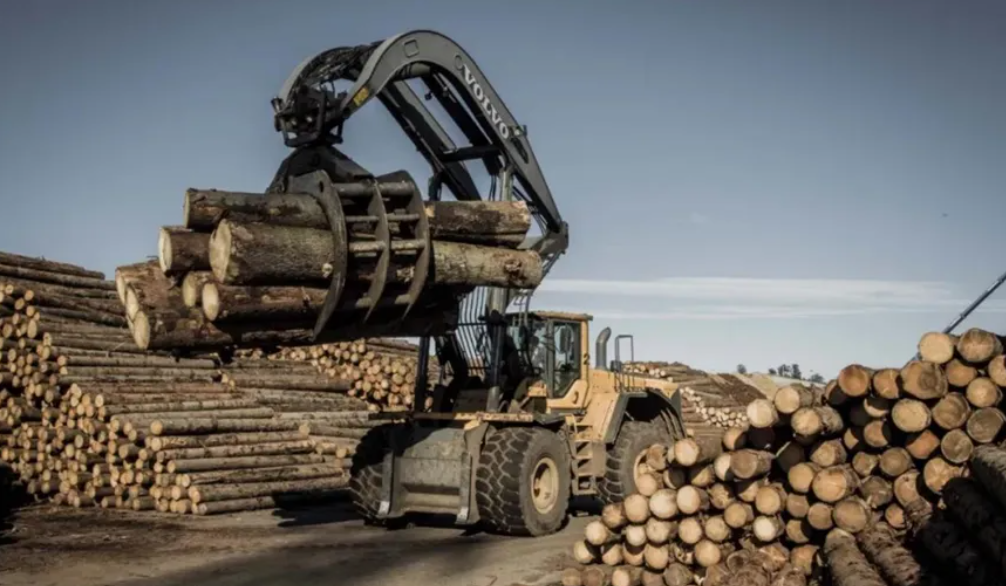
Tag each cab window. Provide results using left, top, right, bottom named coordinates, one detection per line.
left=551, top=321, right=580, bottom=398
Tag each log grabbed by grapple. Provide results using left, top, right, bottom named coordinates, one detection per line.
left=119, top=169, right=544, bottom=351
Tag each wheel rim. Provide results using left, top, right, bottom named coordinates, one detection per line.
left=531, top=456, right=559, bottom=514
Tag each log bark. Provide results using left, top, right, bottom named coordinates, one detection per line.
left=0, top=262, right=115, bottom=291
left=209, top=220, right=543, bottom=289
left=856, top=523, right=928, bottom=586
left=942, top=477, right=1006, bottom=577
left=837, top=364, right=873, bottom=398
left=913, top=509, right=1004, bottom=586
left=822, top=529, right=887, bottom=586
left=159, top=227, right=211, bottom=275
left=187, top=474, right=346, bottom=503
left=0, top=251, right=104, bottom=279
left=970, top=445, right=1006, bottom=511
left=149, top=418, right=302, bottom=435
left=61, top=354, right=217, bottom=369
left=156, top=440, right=315, bottom=461
left=899, top=360, right=948, bottom=400
left=169, top=453, right=330, bottom=474
left=184, top=190, right=532, bottom=240
left=918, top=331, right=956, bottom=364
left=178, top=463, right=345, bottom=488
left=957, top=327, right=1004, bottom=364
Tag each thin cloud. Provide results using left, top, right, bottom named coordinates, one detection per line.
left=534, top=277, right=1006, bottom=320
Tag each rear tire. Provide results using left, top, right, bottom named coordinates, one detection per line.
left=597, top=420, right=668, bottom=504
left=349, top=423, right=393, bottom=523
left=475, top=427, right=571, bottom=536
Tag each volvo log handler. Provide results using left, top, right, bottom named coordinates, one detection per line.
left=267, top=29, right=685, bottom=536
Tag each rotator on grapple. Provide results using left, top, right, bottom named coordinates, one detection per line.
left=266, top=29, right=686, bottom=536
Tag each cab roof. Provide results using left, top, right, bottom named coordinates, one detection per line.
left=527, top=310, right=593, bottom=322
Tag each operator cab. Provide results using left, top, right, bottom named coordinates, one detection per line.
left=505, top=311, right=590, bottom=400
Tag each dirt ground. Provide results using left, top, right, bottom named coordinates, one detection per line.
left=0, top=501, right=588, bottom=586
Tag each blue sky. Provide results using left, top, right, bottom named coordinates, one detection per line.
left=2, top=1, right=1006, bottom=377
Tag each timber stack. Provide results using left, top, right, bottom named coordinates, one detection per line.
left=268, top=338, right=434, bottom=411
left=117, top=174, right=543, bottom=353
left=0, top=250, right=374, bottom=515
left=565, top=326, right=1006, bottom=586
left=625, top=362, right=758, bottom=429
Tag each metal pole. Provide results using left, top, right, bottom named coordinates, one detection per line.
left=910, top=269, right=1006, bottom=361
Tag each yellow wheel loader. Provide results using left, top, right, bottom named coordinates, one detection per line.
left=268, top=29, right=686, bottom=536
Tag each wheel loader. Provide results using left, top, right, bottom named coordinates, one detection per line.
left=267, top=29, right=686, bottom=536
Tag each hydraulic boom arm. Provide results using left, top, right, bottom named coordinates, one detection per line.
left=270, top=30, right=569, bottom=274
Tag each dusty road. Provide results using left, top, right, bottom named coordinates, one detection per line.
left=0, top=502, right=587, bottom=586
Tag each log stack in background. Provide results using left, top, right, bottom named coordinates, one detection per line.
left=118, top=179, right=544, bottom=353
left=266, top=338, right=435, bottom=412
left=0, top=250, right=385, bottom=515
left=625, top=362, right=759, bottom=429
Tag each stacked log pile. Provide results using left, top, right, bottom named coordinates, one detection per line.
left=268, top=338, right=433, bottom=412
left=118, top=181, right=544, bottom=353
left=625, top=362, right=759, bottom=429
left=564, top=422, right=827, bottom=586
left=565, top=327, right=1006, bottom=586
left=0, top=251, right=378, bottom=515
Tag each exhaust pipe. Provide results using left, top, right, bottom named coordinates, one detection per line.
left=595, top=327, right=611, bottom=369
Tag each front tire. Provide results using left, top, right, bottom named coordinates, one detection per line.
left=475, top=427, right=571, bottom=536
left=349, top=424, right=394, bottom=523
left=597, top=421, right=669, bottom=504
